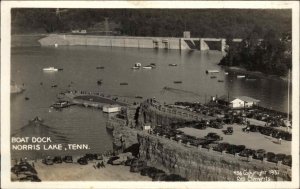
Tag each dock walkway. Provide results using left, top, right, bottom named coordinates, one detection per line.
left=58, top=90, right=130, bottom=108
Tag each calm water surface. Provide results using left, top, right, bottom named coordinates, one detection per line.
left=11, top=46, right=290, bottom=159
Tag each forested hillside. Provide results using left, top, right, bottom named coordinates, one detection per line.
left=12, top=9, right=291, bottom=39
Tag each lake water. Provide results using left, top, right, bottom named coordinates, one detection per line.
left=10, top=46, right=291, bottom=159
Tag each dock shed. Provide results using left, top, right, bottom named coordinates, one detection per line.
left=217, top=95, right=260, bottom=109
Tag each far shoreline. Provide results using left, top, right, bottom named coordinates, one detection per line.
left=221, top=65, right=290, bottom=82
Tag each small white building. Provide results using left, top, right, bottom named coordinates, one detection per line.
left=143, top=125, right=151, bottom=131
left=103, top=105, right=121, bottom=113
left=218, top=95, right=260, bottom=109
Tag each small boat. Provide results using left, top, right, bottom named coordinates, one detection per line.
left=51, top=84, right=58, bottom=88
left=97, top=79, right=103, bottom=85
left=96, top=66, right=105, bottom=69
left=58, top=68, right=64, bottom=71
left=210, top=76, right=217, bottom=79
left=218, top=80, right=224, bottom=82
left=206, top=70, right=219, bottom=74
left=135, top=96, right=143, bottom=99
left=173, top=81, right=182, bottom=84
left=143, top=66, right=153, bottom=69
left=43, top=67, right=58, bottom=72
left=25, top=97, right=30, bottom=100
left=169, top=63, right=178, bottom=67
left=120, top=82, right=128, bottom=85
left=52, top=100, right=71, bottom=109
left=224, top=72, right=229, bottom=75
left=237, top=75, right=246, bottom=78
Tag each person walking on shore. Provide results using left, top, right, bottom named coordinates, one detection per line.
left=279, top=137, right=282, bottom=144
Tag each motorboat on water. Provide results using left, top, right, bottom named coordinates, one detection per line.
left=131, top=66, right=140, bottom=70
left=224, top=72, right=229, bottom=75
left=120, top=82, right=128, bottom=85
left=143, top=65, right=154, bottom=69
left=206, top=70, right=220, bottom=74
left=97, top=79, right=103, bottom=85
left=210, top=76, right=217, bottom=79
left=43, top=67, right=58, bottom=72
left=218, top=80, right=224, bottom=82
left=52, top=100, right=71, bottom=109
left=132, top=62, right=142, bottom=69
left=169, top=63, right=178, bottom=66
left=237, top=75, right=246, bottom=78
left=173, top=81, right=182, bottom=84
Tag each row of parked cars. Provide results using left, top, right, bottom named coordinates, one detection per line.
left=152, top=127, right=292, bottom=167
left=174, top=101, right=290, bottom=128
left=127, top=158, right=187, bottom=181
left=105, top=153, right=188, bottom=181
left=42, top=153, right=106, bottom=166
left=243, top=125, right=292, bottom=141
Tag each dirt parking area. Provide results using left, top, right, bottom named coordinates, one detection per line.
left=178, top=124, right=291, bottom=155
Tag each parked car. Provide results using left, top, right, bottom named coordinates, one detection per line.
left=205, top=133, right=223, bottom=141
left=223, top=127, right=233, bottom=135
left=77, top=157, right=88, bottom=165
left=253, top=149, right=266, bottom=160
left=213, top=142, right=230, bottom=152
left=275, top=153, right=286, bottom=162
left=42, top=156, right=54, bottom=165
left=282, top=155, right=292, bottom=166
left=53, top=156, right=62, bottom=164
left=227, top=144, right=245, bottom=155
left=239, top=148, right=256, bottom=157
left=107, top=156, right=120, bottom=165
left=266, top=152, right=276, bottom=162
left=11, top=162, right=37, bottom=175
left=63, top=156, right=73, bottom=163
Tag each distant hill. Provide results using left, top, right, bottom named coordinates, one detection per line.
left=11, top=9, right=291, bottom=38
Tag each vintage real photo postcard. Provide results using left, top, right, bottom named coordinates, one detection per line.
left=1, top=1, right=299, bottom=189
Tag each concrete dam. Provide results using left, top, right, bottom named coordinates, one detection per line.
left=38, top=34, right=242, bottom=51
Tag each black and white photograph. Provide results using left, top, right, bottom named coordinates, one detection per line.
left=1, top=1, right=299, bottom=188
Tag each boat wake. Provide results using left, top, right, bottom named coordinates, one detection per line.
left=11, top=121, right=69, bottom=144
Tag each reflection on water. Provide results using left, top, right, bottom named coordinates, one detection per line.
left=11, top=46, right=291, bottom=158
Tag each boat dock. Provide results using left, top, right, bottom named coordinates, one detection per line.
left=57, top=90, right=130, bottom=109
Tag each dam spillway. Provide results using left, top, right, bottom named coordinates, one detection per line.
left=38, top=34, right=242, bottom=51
